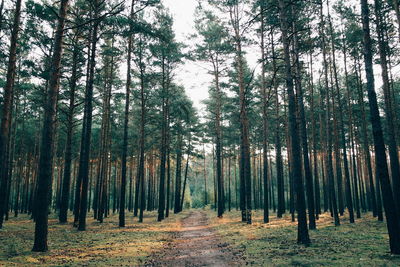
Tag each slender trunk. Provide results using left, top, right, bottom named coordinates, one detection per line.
left=327, top=4, right=353, bottom=219
left=203, top=144, right=208, bottom=206
left=138, top=58, right=146, bottom=222
left=119, top=0, right=135, bottom=227
left=342, top=36, right=355, bottom=223
left=292, top=11, right=316, bottom=229
left=59, top=37, right=78, bottom=223
left=271, top=30, right=285, bottom=219
left=180, top=136, right=191, bottom=211
left=174, top=125, right=182, bottom=213
left=320, top=2, right=339, bottom=226
left=166, top=140, right=171, bottom=217
left=309, top=51, right=321, bottom=217
left=0, top=0, right=22, bottom=228
left=260, top=0, right=269, bottom=223
left=230, top=3, right=251, bottom=224
left=77, top=1, right=100, bottom=231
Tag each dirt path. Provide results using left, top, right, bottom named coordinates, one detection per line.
left=146, top=210, right=245, bottom=267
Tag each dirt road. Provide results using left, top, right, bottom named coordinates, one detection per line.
left=146, top=210, right=245, bottom=267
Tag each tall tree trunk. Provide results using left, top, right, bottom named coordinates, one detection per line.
left=230, top=3, right=251, bottom=224
left=278, top=0, right=310, bottom=245
left=77, top=0, right=100, bottom=231
left=174, top=125, right=182, bottom=214
left=59, top=36, right=79, bottom=223
left=260, top=0, right=269, bottom=223
left=319, top=2, right=340, bottom=226
left=214, top=63, right=224, bottom=218
left=203, top=144, right=208, bottom=206
left=0, top=0, right=22, bottom=229
left=157, top=54, right=169, bottom=221
left=327, top=3, right=353, bottom=219
left=342, top=36, right=355, bottom=223
left=374, top=0, right=400, bottom=212
left=308, top=50, right=321, bottom=217
left=360, top=0, right=400, bottom=254
left=138, top=59, right=146, bottom=222
left=119, top=0, right=135, bottom=227
left=180, top=136, right=191, bottom=211
left=32, top=0, right=69, bottom=251
left=292, top=9, right=316, bottom=230
left=271, top=30, right=285, bottom=219
left=165, top=137, right=171, bottom=217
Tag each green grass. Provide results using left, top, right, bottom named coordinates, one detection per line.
left=207, top=209, right=400, bottom=266
left=0, top=211, right=187, bottom=266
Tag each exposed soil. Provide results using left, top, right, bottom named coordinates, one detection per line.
left=146, top=210, right=245, bottom=267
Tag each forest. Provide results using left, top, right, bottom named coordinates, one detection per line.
left=1, top=0, right=400, bottom=266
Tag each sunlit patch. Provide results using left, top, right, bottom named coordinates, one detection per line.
left=206, top=210, right=400, bottom=266
left=0, top=211, right=188, bottom=266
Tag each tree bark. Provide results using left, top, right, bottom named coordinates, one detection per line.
left=292, top=9, right=316, bottom=229
left=374, top=0, right=400, bottom=212
left=0, top=0, right=22, bottom=229
left=360, top=0, right=400, bottom=254
left=229, top=3, right=251, bottom=224
left=120, top=0, right=135, bottom=227
left=32, top=0, right=69, bottom=251
left=278, top=0, right=310, bottom=245
left=77, top=0, right=100, bottom=231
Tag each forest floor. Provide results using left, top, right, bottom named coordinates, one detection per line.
left=0, top=211, right=186, bottom=266
left=207, top=209, right=400, bottom=266
left=145, top=210, right=245, bottom=266
left=2, top=209, right=400, bottom=266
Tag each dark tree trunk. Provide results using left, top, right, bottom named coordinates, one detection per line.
left=174, top=127, right=182, bottom=214
left=203, top=144, right=208, bottom=206
left=32, top=0, right=69, bottom=252
left=278, top=0, right=310, bottom=245
left=138, top=60, right=146, bottom=222
left=157, top=61, right=168, bottom=220
left=292, top=12, right=316, bottom=230
left=230, top=3, right=251, bottom=224
left=327, top=4, right=354, bottom=220
left=180, top=136, right=191, bottom=211
left=119, top=0, right=135, bottom=227
left=342, top=38, right=355, bottom=223
left=308, top=51, right=321, bottom=217
left=77, top=0, right=100, bottom=231
left=165, top=140, right=171, bottom=217
left=59, top=36, right=79, bottom=224
left=374, top=0, right=400, bottom=212
left=260, top=0, right=269, bottom=223
left=0, top=0, right=22, bottom=229
left=270, top=30, right=285, bottom=219
left=215, top=73, right=224, bottom=218
left=360, top=0, right=400, bottom=254
left=319, top=2, right=339, bottom=226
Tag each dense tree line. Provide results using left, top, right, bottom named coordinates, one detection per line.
left=0, top=0, right=400, bottom=255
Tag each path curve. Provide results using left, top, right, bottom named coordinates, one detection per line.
left=146, top=210, right=245, bottom=267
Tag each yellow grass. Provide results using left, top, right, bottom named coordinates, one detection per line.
left=0, top=211, right=188, bottom=266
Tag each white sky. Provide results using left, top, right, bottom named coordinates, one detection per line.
left=161, top=0, right=394, bottom=119
left=163, top=0, right=210, bottom=115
